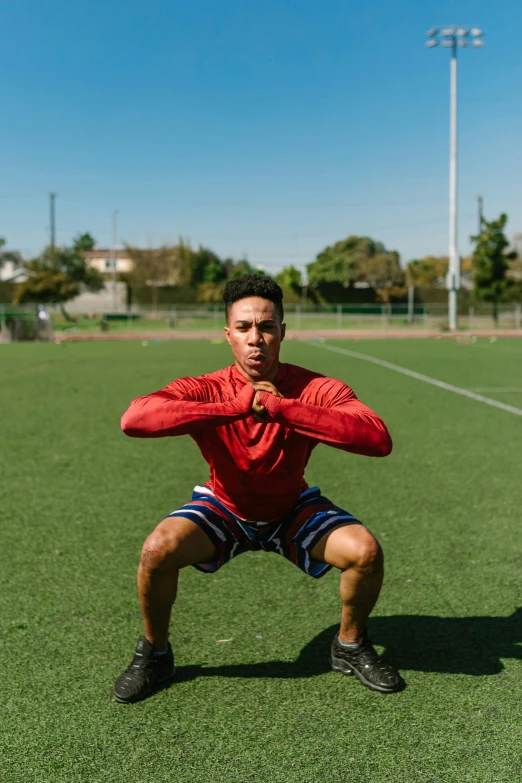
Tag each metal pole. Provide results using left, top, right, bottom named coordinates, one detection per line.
left=407, top=284, right=414, bottom=324
left=427, top=27, right=484, bottom=329
left=447, top=40, right=459, bottom=332
left=477, top=195, right=483, bottom=234
left=111, top=209, right=119, bottom=312
left=50, top=193, right=57, bottom=249
left=295, top=304, right=301, bottom=330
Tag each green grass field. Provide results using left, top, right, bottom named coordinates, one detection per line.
left=52, top=313, right=415, bottom=333
left=49, top=312, right=521, bottom=334
left=1, top=337, right=522, bottom=782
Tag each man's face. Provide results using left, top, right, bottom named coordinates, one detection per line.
left=224, top=296, right=285, bottom=382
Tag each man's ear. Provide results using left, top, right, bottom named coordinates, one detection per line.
left=224, top=325, right=231, bottom=346
left=280, top=323, right=286, bottom=342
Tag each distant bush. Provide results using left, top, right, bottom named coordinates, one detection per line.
left=0, top=281, right=14, bottom=303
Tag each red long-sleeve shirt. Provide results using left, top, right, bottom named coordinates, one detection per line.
left=121, top=362, right=392, bottom=521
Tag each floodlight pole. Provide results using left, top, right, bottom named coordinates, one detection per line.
left=448, top=39, right=459, bottom=332
left=428, top=27, right=484, bottom=327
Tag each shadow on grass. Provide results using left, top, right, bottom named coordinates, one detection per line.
left=173, top=607, right=522, bottom=684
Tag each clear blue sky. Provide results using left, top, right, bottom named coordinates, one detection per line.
left=2, top=0, right=521, bottom=275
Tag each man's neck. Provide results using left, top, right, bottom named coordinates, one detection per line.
left=234, top=361, right=280, bottom=384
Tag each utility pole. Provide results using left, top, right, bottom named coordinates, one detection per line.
left=477, top=195, right=484, bottom=234
left=50, top=192, right=57, bottom=249
left=111, top=209, right=119, bottom=312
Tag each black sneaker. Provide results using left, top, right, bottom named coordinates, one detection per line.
left=330, top=631, right=403, bottom=693
left=113, top=636, right=176, bottom=704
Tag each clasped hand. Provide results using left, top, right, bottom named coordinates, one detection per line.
left=249, top=381, right=283, bottom=423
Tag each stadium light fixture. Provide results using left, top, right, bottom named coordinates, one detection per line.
left=425, top=25, right=485, bottom=332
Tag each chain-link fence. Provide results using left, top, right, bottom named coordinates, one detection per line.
left=2, top=301, right=521, bottom=338
left=0, top=304, right=54, bottom=342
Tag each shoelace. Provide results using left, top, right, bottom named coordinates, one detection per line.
left=130, top=651, right=170, bottom=671
left=128, top=655, right=160, bottom=672
left=129, top=653, right=148, bottom=670
left=350, top=643, right=382, bottom=666
left=342, top=639, right=396, bottom=675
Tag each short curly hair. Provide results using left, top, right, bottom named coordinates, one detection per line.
left=223, top=274, right=284, bottom=322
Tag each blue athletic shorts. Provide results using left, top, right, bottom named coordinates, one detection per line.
left=167, top=485, right=361, bottom=579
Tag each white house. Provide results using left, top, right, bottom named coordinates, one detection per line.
left=0, top=259, right=27, bottom=283
left=84, top=248, right=133, bottom=275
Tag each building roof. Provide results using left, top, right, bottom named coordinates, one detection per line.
left=0, top=260, right=28, bottom=283
left=83, top=248, right=131, bottom=259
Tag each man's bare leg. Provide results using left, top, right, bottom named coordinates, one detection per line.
left=311, top=523, right=402, bottom=692
left=138, top=516, right=218, bottom=650
left=114, top=516, right=218, bottom=703
left=310, top=524, right=384, bottom=642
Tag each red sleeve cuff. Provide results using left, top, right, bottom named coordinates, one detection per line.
left=258, top=392, right=283, bottom=416
left=237, top=383, right=256, bottom=407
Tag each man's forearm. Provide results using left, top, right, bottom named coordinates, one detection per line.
left=259, top=394, right=392, bottom=457
left=121, top=384, right=255, bottom=438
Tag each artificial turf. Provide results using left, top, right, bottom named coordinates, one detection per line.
left=1, top=337, right=522, bottom=782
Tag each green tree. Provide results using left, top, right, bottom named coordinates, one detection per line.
left=126, top=243, right=192, bottom=310
left=307, top=236, right=394, bottom=288
left=508, top=233, right=522, bottom=280
left=223, top=257, right=264, bottom=279
left=355, top=251, right=405, bottom=302
left=14, top=238, right=104, bottom=319
left=275, top=265, right=302, bottom=289
left=406, top=256, right=448, bottom=287
left=405, top=255, right=473, bottom=288
left=195, top=282, right=226, bottom=303
left=471, top=213, right=517, bottom=323
left=72, top=232, right=96, bottom=253
left=190, top=247, right=226, bottom=285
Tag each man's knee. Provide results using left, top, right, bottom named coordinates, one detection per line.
left=140, top=517, right=215, bottom=571
left=319, top=525, right=383, bottom=572
left=140, top=526, right=178, bottom=571
left=348, top=532, right=383, bottom=573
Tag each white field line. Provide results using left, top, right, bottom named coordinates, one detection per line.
left=470, top=388, right=522, bottom=394
left=307, top=342, right=522, bottom=418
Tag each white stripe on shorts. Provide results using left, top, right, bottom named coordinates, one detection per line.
left=169, top=509, right=227, bottom=542
left=300, top=514, right=352, bottom=549
left=194, top=485, right=213, bottom=496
